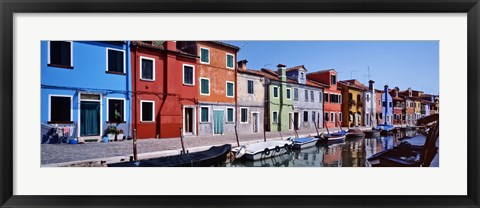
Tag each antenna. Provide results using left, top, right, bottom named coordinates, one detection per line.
left=264, top=64, right=272, bottom=68
left=368, top=66, right=371, bottom=80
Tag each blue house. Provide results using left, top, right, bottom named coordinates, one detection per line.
left=41, top=41, right=131, bottom=142
left=381, top=85, right=393, bottom=125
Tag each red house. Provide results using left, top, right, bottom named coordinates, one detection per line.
left=131, top=41, right=198, bottom=139
left=390, top=87, right=404, bottom=125
left=307, top=69, right=342, bottom=128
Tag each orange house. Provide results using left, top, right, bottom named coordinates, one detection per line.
left=177, top=41, right=240, bottom=136
left=307, top=69, right=342, bottom=128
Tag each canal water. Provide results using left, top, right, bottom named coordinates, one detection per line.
left=225, top=130, right=428, bottom=167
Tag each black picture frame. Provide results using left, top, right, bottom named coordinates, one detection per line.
left=1, top=0, right=479, bottom=207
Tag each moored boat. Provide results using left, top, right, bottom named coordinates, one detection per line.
left=364, top=129, right=380, bottom=138
left=317, top=130, right=346, bottom=144
left=346, top=129, right=365, bottom=139
left=108, top=144, right=232, bottom=167
left=235, top=140, right=293, bottom=161
left=291, top=137, right=319, bottom=149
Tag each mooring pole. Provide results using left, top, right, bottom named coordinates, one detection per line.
left=133, top=129, right=138, bottom=161
left=234, top=125, right=240, bottom=147
left=179, top=127, right=186, bottom=154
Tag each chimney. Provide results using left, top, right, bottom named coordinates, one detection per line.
left=384, top=84, right=389, bottom=125
left=368, top=80, right=374, bottom=91
left=163, top=41, right=177, bottom=51
left=238, top=60, right=248, bottom=70
left=277, top=64, right=286, bottom=82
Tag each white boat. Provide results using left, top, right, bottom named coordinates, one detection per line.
left=234, top=140, right=293, bottom=161
left=290, top=137, right=319, bottom=149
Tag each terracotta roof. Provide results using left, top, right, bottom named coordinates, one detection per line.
left=306, top=69, right=336, bottom=75
left=237, top=68, right=265, bottom=77
left=338, top=79, right=368, bottom=91
left=286, top=65, right=307, bottom=72
left=393, top=97, right=405, bottom=101
left=131, top=41, right=198, bottom=58
left=211, top=41, right=241, bottom=50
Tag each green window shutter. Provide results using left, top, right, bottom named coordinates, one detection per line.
left=227, top=54, right=234, bottom=68
left=227, top=108, right=233, bottom=122
left=201, top=48, right=209, bottom=63
left=201, top=108, right=209, bottom=122
left=201, top=79, right=209, bottom=94
left=227, top=83, right=234, bottom=96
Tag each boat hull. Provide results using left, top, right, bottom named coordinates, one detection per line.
left=108, top=144, right=232, bottom=167
left=292, top=137, right=319, bottom=149
left=242, top=140, right=292, bottom=161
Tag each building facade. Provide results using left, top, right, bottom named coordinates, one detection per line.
left=400, top=88, right=415, bottom=126
left=364, top=80, right=377, bottom=127
left=286, top=65, right=324, bottom=131
left=177, top=41, right=240, bottom=136
left=339, top=79, right=366, bottom=128
left=381, top=85, right=393, bottom=125
left=262, top=66, right=294, bottom=132
left=307, top=69, right=342, bottom=128
left=236, top=60, right=265, bottom=134
left=390, top=87, right=405, bottom=125
left=130, top=41, right=199, bottom=139
left=41, top=41, right=131, bottom=142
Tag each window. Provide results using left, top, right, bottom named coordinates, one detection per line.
left=379, top=100, right=381, bottom=106
left=200, top=107, right=209, bottom=122
left=140, top=57, right=155, bottom=81
left=49, top=41, right=72, bottom=67
left=324, top=93, right=329, bottom=103
left=273, top=86, right=279, bottom=98
left=331, top=75, right=336, bottom=85
left=329, top=94, right=341, bottom=103
left=226, top=82, right=234, bottom=97
left=389, top=102, right=393, bottom=107
left=294, top=88, right=299, bottom=100
left=303, top=111, right=308, bottom=122
left=247, top=80, right=254, bottom=94
left=339, top=113, right=342, bottom=121
left=305, top=90, right=308, bottom=101
left=312, top=111, right=315, bottom=122
left=240, top=108, right=248, bottom=123
left=141, top=101, right=154, bottom=122
left=49, top=95, right=72, bottom=122
left=324, top=112, right=329, bottom=121
left=107, top=98, right=125, bottom=122
left=319, top=92, right=322, bottom=102
left=183, top=64, right=195, bottom=85
left=272, top=111, right=278, bottom=123
left=226, top=108, right=234, bottom=123
left=331, top=112, right=335, bottom=123
left=310, top=91, right=314, bottom=102
left=286, top=88, right=291, bottom=99
left=106, top=48, right=125, bottom=73
left=226, top=54, right=234, bottom=69
left=200, top=78, right=210, bottom=95
left=200, top=48, right=210, bottom=64
left=300, top=72, right=304, bottom=79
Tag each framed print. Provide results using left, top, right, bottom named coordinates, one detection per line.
left=1, top=0, right=479, bottom=207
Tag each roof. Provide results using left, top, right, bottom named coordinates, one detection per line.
left=338, top=79, right=368, bottom=91
left=306, top=69, right=336, bottom=75
left=393, top=97, right=405, bottom=101
left=237, top=68, right=265, bottom=77
left=131, top=41, right=198, bottom=58
left=286, top=65, right=307, bottom=73
left=260, top=68, right=324, bottom=89
left=211, top=41, right=241, bottom=51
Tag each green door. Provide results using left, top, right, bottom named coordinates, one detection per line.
left=213, top=110, right=224, bottom=135
left=80, top=101, right=101, bottom=136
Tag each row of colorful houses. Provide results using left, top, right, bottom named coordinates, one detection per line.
left=41, top=41, right=439, bottom=141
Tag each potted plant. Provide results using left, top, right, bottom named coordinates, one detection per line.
left=116, top=129, right=124, bottom=141
left=106, top=126, right=117, bottom=142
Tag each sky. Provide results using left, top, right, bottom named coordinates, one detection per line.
left=225, top=41, right=439, bottom=95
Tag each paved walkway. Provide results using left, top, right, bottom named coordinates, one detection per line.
left=42, top=127, right=344, bottom=166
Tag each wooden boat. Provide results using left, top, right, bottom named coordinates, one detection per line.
left=346, top=129, right=365, bottom=139
left=367, top=114, right=439, bottom=167
left=291, top=137, right=319, bottom=149
left=317, top=130, right=346, bottom=144
left=108, top=144, right=232, bottom=167
left=234, top=140, right=293, bottom=161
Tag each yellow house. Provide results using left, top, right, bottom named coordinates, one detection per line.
left=339, top=80, right=367, bottom=127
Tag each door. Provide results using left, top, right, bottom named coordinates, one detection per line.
left=184, top=107, right=194, bottom=135
left=213, top=110, right=224, bottom=135
left=80, top=101, right=100, bottom=136
left=294, top=112, right=299, bottom=130
left=252, top=113, right=258, bottom=133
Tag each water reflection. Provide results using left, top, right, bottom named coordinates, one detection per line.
left=227, top=130, right=420, bottom=167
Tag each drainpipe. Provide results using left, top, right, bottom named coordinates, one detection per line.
left=133, top=44, right=138, bottom=161
left=234, top=58, right=239, bottom=147
left=126, top=41, right=131, bottom=138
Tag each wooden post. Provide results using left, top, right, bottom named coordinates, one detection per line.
left=179, top=127, right=186, bottom=154
left=234, top=125, right=240, bottom=147
left=133, top=129, right=138, bottom=161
